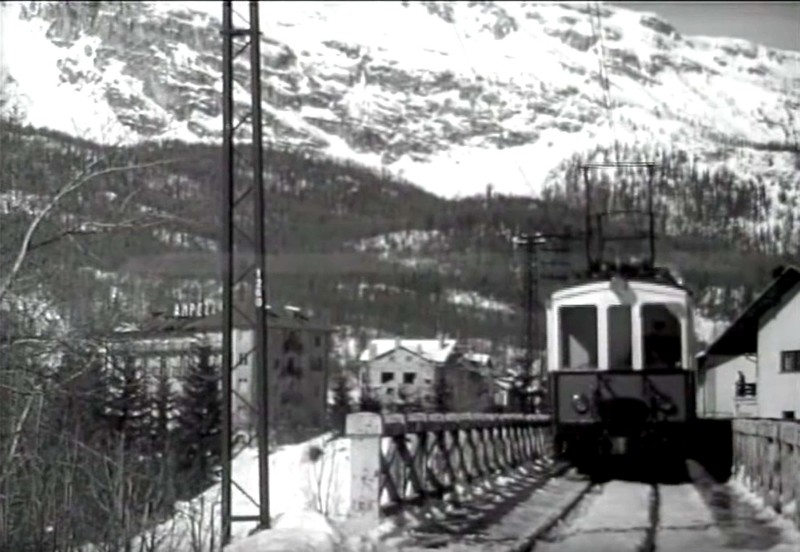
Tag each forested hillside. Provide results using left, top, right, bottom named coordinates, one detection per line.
left=2, top=121, right=796, bottom=355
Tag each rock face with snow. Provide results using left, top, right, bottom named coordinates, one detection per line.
left=2, top=1, right=798, bottom=198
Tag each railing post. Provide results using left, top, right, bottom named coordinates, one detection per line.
left=346, top=412, right=383, bottom=526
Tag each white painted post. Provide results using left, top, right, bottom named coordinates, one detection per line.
left=346, top=412, right=383, bottom=527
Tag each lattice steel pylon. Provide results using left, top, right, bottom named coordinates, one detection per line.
left=220, top=1, right=270, bottom=545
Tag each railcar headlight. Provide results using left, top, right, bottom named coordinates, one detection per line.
left=658, top=398, right=677, bottom=415
left=571, top=393, right=590, bottom=414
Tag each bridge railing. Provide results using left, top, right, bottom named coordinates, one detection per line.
left=345, top=412, right=552, bottom=522
left=732, top=419, right=800, bottom=529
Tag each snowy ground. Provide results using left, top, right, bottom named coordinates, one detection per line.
left=533, top=462, right=800, bottom=552
left=121, top=433, right=355, bottom=552
left=92, top=432, right=800, bottom=552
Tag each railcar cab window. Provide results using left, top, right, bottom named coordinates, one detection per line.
left=559, top=305, right=598, bottom=369
left=608, top=305, right=633, bottom=370
left=641, top=303, right=682, bottom=370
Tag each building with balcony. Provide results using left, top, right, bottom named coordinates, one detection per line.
left=102, top=301, right=334, bottom=433
left=697, top=266, right=800, bottom=419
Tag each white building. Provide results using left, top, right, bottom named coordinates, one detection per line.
left=358, top=337, right=493, bottom=412
left=697, top=266, right=800, bottom=419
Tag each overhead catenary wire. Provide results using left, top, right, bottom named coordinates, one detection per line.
left=587, top=2, right=624, bottom=213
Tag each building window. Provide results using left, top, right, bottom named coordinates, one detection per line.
left=283, top=331, right=303, bottom=353
left=781, top=350, right=800, bottom=373
left=386, top=387, right=395, bottom=396
left=403, top=372, right=417, bottom=384
left=315, top=336, right=322, bottom=347
left=381, top=372, right=395, bottom=383
left=782, top=411, right=796, bottom=420
left=406, top=355, right=413, bottom=362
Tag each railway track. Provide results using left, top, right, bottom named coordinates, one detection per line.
left=525, top=460, right=798, bottom=552
left=388, top=459, right=593, bottom=551
left=387, top=458, right=798, bottom=551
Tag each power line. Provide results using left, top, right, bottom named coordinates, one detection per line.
left=588, top=2, right=621, bottom=170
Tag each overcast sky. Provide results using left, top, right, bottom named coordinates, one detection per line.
left=612, top=2, right=800, bottom=51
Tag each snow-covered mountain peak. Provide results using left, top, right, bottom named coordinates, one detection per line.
left=1, top=1, right=798, bottom=198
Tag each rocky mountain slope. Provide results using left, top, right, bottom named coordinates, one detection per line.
left=1, top=1, right=798, bottom=358
left=2, top=1, right=798, bottom=199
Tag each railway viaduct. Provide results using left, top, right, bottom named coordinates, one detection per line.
left=331, top=412, right=800, bottom=551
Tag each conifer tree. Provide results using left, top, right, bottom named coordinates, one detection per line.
left=150, top=364, right=174, bottom=456
left=175, top=344, right=221, bottom=496
left=104, top=351, right=149, bottom=452
left=432, top=371, right=452, bottom=413
left=329, top=371, right=352, bottom=434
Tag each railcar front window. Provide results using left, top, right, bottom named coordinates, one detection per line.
left=608, top=305, right=633, bottom=369
left=560, top=306, right=598, bottom=369
left=642, top=304, right=682, bottom=370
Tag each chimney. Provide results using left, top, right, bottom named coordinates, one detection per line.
left=394, top=337, right=401, bottom=351
left=369, top=342, right=377, bottom=360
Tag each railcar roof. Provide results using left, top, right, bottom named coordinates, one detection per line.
left=553, top=264, right=688, bottom=294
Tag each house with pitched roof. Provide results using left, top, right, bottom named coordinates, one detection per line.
left=358, top=337, right=493, bottom=412
left=697, top=266, right=800, bottom=419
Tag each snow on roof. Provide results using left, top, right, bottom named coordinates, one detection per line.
left=465, top=352, right=492, bottom=366
left=359, top=338, right=457, bottom=364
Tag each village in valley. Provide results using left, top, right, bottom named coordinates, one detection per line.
left=101, top=261, right=800, bottom=442
left=101, top=296, right=539, bottom=441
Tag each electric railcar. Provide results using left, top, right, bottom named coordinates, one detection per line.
left=546, top=267, right=697, bottom=473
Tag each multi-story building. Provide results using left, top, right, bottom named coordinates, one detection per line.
left=697, top=266, right=800, bottom=419
left=358, top=337, right=493, bottom=412
left=102, top=301, right=334, bottom=432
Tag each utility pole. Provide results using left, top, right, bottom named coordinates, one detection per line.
left=512, top=232, right=547, bottom=411
left=220, top=1, right=270, bottom=544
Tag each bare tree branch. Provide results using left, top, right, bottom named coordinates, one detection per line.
left=27, top=216, right=165, bottom=253
left=0, top=156, right=180, bottom=305
left=0, top=391, right=36, bottom=484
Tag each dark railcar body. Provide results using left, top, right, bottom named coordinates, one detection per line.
left=545, top=276, right=698, bottom=473
left=552, top=370, right=695, bottom=426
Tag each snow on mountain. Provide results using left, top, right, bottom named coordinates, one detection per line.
left=445, top=289, right=515, bottom=314
left=352, top=229, right=445, bottom=256
left=1, top=1, right=798, bottom=199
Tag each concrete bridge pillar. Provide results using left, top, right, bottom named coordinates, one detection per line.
left=346, top=412, right=383, bottom=528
